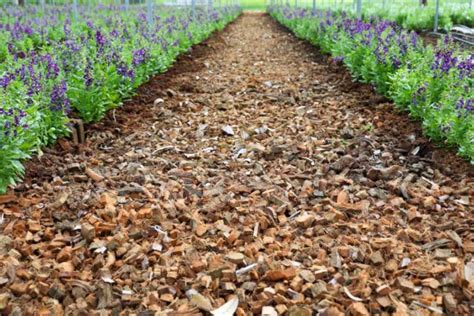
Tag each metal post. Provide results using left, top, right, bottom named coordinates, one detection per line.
left=147, top=0, right=153, bottom=24
left=208, top=0, right=212, bottom=21
left=382, top=0, right=386, bottom=9
left=125, top=0, right=129, bottom=11
left=433, top=0, right=439, bottom=33
left=356, top=0, right=361, bottom=19
left=470, top=0, right=472, bottom=10
left=73, top=0, right=78, bottom=19
left=295, top=0, right=297, bottom=7
left=312, top=0, right=315, bottom=12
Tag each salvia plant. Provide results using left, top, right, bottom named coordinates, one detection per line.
left=0, top=4, right=241, bottom=193
left=321, top=4, right=474, bottom=32
left=269, top=6, right=473, bottom=163
left=361, top=5, right=474, bottom=32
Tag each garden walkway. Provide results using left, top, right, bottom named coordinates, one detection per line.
left=1, top=13, right=473, bottom=314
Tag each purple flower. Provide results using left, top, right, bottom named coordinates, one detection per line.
left=95, top=30, right=107, bottom=49
left=456, top=98, right=474, bottom=116
left=412, top=83, right=427, bottom=106
left=165, top=16, right=176, bottom=24
left=391, top=56, right=401, bottom=69
left=0, top=73, right=14, bottom=89
left=27, top=64, right=42, bottom=96
left=41, top=54, right=60, bottom=79
left=16, top=64, right=26, bottom=81
left=110, top=29, right=118, bottom=38
left=410, top=32, right=418, bottom=47
left=84, top=60, right=93, bottom=87
left=443, top=35, right=453, bottom=46
left=1, top=108, right=29, bottom=137
left=50, top=80, right=70, bottom=112
left=63, top=20, right=71, bottom=37
left=132, top=48, right=147, bottom=66
left=3, top=121, right=11, bottom=136
left=181, top=19, right=189, bottom=29
left=457, top=55, right=473, bottom=79
left=432, top=49, right=458, bottom=74
left=117, top=63, right=134, bottom=79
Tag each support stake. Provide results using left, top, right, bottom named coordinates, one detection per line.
left=433, top=0, right=440, bottom=33
left=356, top=0, right=361, bottom=19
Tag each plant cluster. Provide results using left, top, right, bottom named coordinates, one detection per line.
left=0, top=4, right=241, bottom=193
left=361, top=4, right=474, bottom=32
left=269, top=6, right=473, bottom=162
left=310, top=2, right=473, bottom=32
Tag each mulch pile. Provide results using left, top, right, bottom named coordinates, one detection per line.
left=0, top=13, right=472, bottom=315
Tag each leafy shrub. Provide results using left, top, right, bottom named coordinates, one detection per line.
left=0, top=5, right=241, bottom=193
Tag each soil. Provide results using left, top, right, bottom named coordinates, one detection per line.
left=0, top=13, right=473, bottom=315
left=419, top=31, right=474, bottom=51
left=419, top=32, right=439, bottom=47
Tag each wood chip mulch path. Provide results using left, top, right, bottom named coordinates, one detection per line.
left=0, top=13, right=473, bottom=315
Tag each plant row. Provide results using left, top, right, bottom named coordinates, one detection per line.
left=299, top=2, right=473, bottom=32
left=269, top=7, right=473, bottom=162
left=360, top=4, right=474, bottom=32
left=0, top=5, right=241, bottom=193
